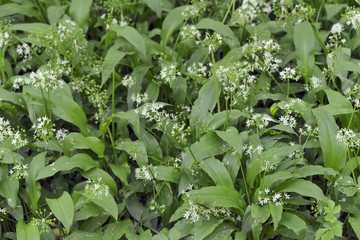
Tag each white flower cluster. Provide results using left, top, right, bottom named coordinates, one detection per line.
left=187, top=62, right=208, bottom=79
left=244, top=35, right=281, bottom=73
left=299, top=124, right=319, bottom=138
left=237, top=0, right=272, bottom=23
left=0, top=117, right=28, bottom=149
left=135, top=165, right=158, bottom=182
left=16, top=43, right=31, bottom=59
left=331, top=23, right=344, bottom=34
left=246, top=113, right=270, bottom=130
left=282, top=98, right=307, bottom=115
left=279, top=67, right=300, bottom=82
left=181, top=1, right=205, bottom=19
left=121, top=74, right=135, bottom=87
left=279, top=115, right=297, bottom=128
left=55, top=129, right=69, bottom=142
left=9, top=163, right=28, bottom=179
left=344, top=83, right=360, bottom=109
left=344, top=7, right=360, bottom=30
left=258, top=188, right=290, bottom=206
left=85, top=178, right=110, bottom=200
left=259, top=154, right=278, bottom=172
left=242, top=144, right=263, bottom=158
left=336, top=128, right=360, bottom=149
left=32, top=116, right=55, bottom=143
left=131, top=92, right=149, bottom=106
left=0, top=24, right=10, bottom=49
left=180, top=25, right=201, bottom=41
left=158, top=64, right=180, bottom=85
left=13, top=69, right=64, bottom=91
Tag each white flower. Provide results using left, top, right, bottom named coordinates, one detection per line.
left=331, top=23, right=344, bottom=34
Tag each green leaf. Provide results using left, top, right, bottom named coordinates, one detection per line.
left=193, top=218, right=222, bottom=240
left=191, top=186, right=245, bottom=212
left=316, top=89, right=354, bottom=116
left=81, top=191, right=118, bottom=220
left=69, top=0, right=93, bottom=32
left=216, top=129, right=247, bottom=156
left=26, top=152, right=46, bottom=212
left=11, top=23, right=50, bottom=33
left=0, top=3, right=40, bottom=18
left=196, top=18, right=239, bottom=47
left=313, top=108, right=346, bottom=171
left=16, top=220, right=40, bottom=240
left=190, top=79, right=217, bottom=131
left=206, top=111, right=249, bottom=131
left=0, top=87, right=25, bottom=107
left=47, top=5, right=67, bottom=25
left=65, top=132, right=105, bottom=158
left=251, top=204, right=270, bottom=223
left=280, top=212, right=307, bottom=240
left=0, top=177, right=19, bottom=208
left=51, top=93, right=89, bottom=136
left=276, top=179, right=327, bottom=202
left=261, top=171, right=293, bottom=190
left=161, top=6, right=186, bottom=46
left=156, top=166, right=182, bottom=183
left=293, top=165, right=338, bottom=178
left=294, top=21, right=315, bottom=81
left=35, top=154, right=99, bottom=180
left=102, top=47, right=127, bottom=85
left=269, top=202, right=282, bottom=230
left=325, top=4, right=347, bottom=20
left=109, top=163, right=130, bottom=185
left=46, top=192, right=74, bottom=233
left=201, top=157, right=234, bottom=187
left=115, top=139, right=148, bottom=166
left=81, top=168, right=118, bottom=194
left=102, top=220, right=134, bottom=240
left=144, top=0, right=172, bottom=18
left=111, top=25, right=147, bottom=56
left=204, top=222, right=236, bottom=240
left=66, top=232, right=103, bottom=240
left=168, top=219, right=194, bottom=240
left=349, top=216, right=360, bottom=239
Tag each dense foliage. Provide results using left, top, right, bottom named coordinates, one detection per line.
left=1, top=0, right=360, bottom=239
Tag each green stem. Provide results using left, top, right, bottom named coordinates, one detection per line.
left=107, top=126, right=118, bottom=164
left=238, top=154, right=250, bottom=204
left=211, top=51, right=221, bottom=112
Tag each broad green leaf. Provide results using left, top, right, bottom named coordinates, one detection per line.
left=74, top=202, right=104, bottom=221
left=193, top=218, right=222, bottom=239
left=313, top=108, right=346, bottom=171
left=293, top=165, right=338, bottom=178
left=51, top=93, right=89, bottom=136
left=204, top=222, right=236, bottom=240
left=102, top=220, right=134, bottom=240
left=11, top=23, right=50, bottom=32
left=102, top=47, right=127, bottom=85
left=216, top=129, right=247, bottom=156
left=47, top=5, right=67, bottom=25
left=280, top=212, right=307, bottom=240
left=182, top=132, right=225, bottom=170
left=196, top=18, right=239, bottom=47
left=46, top=192, right=74, bottom=233
left=81, top=168, right=118, bottom=195
left=26, top=152, right=46, bottom=212
left=16, top=220, right=40, bottom=240
left=191, top=186, right=245, bottom=212
left=111, top=25, right=147, bottom=56
left=66, top=232, right=103, bottom=240
left=316, top=89, right=354, bottom=116
left=269, top=202, right=282, bottom=230
left=222, top=152, right=240, bottom=183
left=109, top=163, right=130, bottom=185
left=325, top=4, right=347, bottom=20
left=201, top=157, right=234, bottom=187
left=234, top=232, right=247, bottom=240
left=251, top=204, right=270, bottom=223
left=190, top=79, right=217, bottom=131
left=261, top=171, right=293, bottom=190
left=82, top=191, right=118, bottom=220
left=161, top=6, right=186, bottom=46
left=294, top=21, right=315, bottom=81
left=276, top=179, right=327, bottom=202
left=36, top=154, right=99, bottom=180
left=144, top=0, right=172, bottom=18
left=0, top=3, right=40, bottom=18
left=114, top=110, right=140, bottom=136
left=69, top=0, right=92, bottom=32
left=0, top=87, right=25, bottom=107
left=0, top=177, right=19, bottom=208
left=65, top=132, right=105, bottom=158
left=206, top=110, right=249, bottom=131
left=156, top=166, right=182, bottom=183
left=349, top=216, right=360, bottom=239
left=125, top=195, right=157, bottom=231
left=168, top=219, right=194, bottom=240
left=115, top=139, right=148, bottom=166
